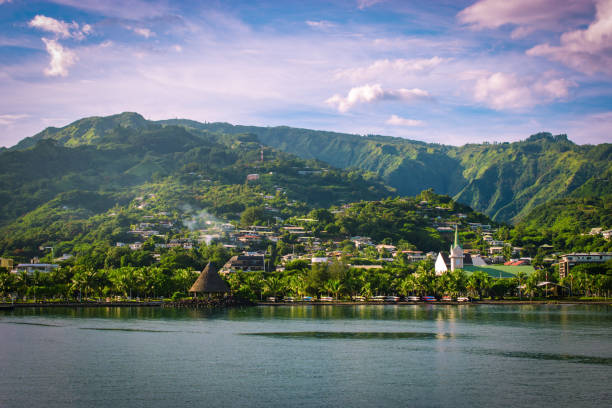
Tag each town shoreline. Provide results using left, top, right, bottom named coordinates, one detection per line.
left=2, top=299, right=611, bottom=309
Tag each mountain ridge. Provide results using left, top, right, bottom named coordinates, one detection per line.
left=9, top=112, right=612, bottom=223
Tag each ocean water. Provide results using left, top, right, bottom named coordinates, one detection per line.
left=0, top=304, right=611, bottom=407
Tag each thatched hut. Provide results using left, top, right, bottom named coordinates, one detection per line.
left=189, top=263, right=230, bottom=298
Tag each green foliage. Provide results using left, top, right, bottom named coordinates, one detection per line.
left=175, top=120, right=611, bottom=222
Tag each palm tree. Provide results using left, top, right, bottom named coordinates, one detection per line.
left=469, top=271, right=491, bottom=300
left=515, top=271, right=527, bottom=299
left=0, top=272, right=16, bottom=299
left=248, top=273, right=266, bottom=300
left=324, top=278, right=342, bottom=300
left=264, top=276, right=284, bottom=298
left=524, top=275, right=538, bottom=299
left=16, top=271, right=28, bottom=298
left=360, top=281, right=373, bottom=299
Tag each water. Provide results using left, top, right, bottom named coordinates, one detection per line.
left=1, top=304, right=611, bottom=407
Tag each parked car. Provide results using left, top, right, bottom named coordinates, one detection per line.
left=406, top=296, right=420, bottom=302
left=320, top=296, right=333, bottom=302
left=384, top=296, right=400, bottom=302
left=423, top=296, right=437, bottom=302
left=457, top=296, right=470, bottom=302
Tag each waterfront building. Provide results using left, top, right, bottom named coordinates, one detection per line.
left=435, top=227, right=489, bottom=275
left=558, top=253, right=612, bottom=278
left=189, top=263, right=230, bottom=298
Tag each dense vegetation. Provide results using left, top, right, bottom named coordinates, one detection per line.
left=0, top=113, right=392, bottom=258
left=2, top=257, right=611, bottom=302
left=162, top=119, right=611, bottom=222
left=1, top=112, right=610, bottom=304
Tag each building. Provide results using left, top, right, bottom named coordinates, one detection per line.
left=14, top=263, right=59, bottom=274
left=435, top=227, right=488, bottom=275
left=0, top=257, right=14, bottom=270
left=449, top=226, right=463, bottom=272
left=558, top=253, right=612, bottom=278
left=189, top=263, right=230, bottom=298
left=350, top=236, right=373, bottom=249
left=221, top=254, right=265, bottom=274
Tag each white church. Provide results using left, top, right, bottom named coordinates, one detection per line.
left=435, top=226, right=486, bottom=275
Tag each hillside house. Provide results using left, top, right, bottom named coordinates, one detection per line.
left=14, top=263, right=59, bottom=274
left=221, top=253, right=265, bottom=274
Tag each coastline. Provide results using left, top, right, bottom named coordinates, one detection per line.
left=2, top=300, right=611, bottom=309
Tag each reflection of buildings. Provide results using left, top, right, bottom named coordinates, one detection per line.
left=558, top=253, right=612, bottom=278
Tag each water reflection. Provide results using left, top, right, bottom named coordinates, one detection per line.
left=241, top=331, right=455, bottom=340
left=473, top=349, right=612, bottom=366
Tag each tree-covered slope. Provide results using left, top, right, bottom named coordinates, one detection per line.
left=517, top=196, right=612, bottom=233
left=0, top=113, right=395, bottom=257
left=161, top=119, right=610, bottom=223
left=12, top=113, right=612, bottom=223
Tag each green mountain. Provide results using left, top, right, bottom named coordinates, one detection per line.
left=517, top=196, right=612, bottom=233
left=159, top=120, right=611, bottom=222
left=9, top=112, right=612, bottom=224
left=0, top=113, right=395, bottom=258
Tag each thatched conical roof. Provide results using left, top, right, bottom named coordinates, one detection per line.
left=189, top=263, right=230, bottom=294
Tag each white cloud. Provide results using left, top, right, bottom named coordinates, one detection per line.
left=326, top=84, right=430, bottom=112
left=42, top=38, right=77, bottom=77
left=306, top=20, right=335, bottom=29
left=527, top=0, right=612, bottom=75
left=29, top=15, right=72, bottom=38
left=357, top=0, right=385, bottom=10
left=0, top=0, right=13, bottom=4
left=132, top=27, right=154, bottom=38
left=335, top=57, right=445, bottom=82
left=473, top=72, right=575, bottom=110
left=28, top=15, right=92, bottom=77
left=458, top=0, right=594, bottom=37
left=28, top=15, right=92, bottom=40
left=386, top=115, right=424, bottom=126
left=0, top=114, right=28, bottom=126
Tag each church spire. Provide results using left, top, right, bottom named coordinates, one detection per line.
left=453, top=225, right=461, bottom=249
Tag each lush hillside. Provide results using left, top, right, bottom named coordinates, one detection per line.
left=161, top=119, right=611, bottom=222
left=517, top=196, right=612, bottom=233
left=0, top=113, right=394, bottom=258
left=11, top=112, right=612, bottom=223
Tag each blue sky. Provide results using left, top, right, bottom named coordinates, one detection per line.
left=1, top=0, right=611, bottom=147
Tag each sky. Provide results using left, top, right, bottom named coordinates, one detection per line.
left=1, top=0, right=611, bottom=147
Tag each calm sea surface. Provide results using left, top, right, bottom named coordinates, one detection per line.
left=1, top=304, right=611, bottom=407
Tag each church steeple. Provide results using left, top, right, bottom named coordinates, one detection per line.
left=449, top=225, right=463, bottom=272
left=454, top=225, right=461, bottom=249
